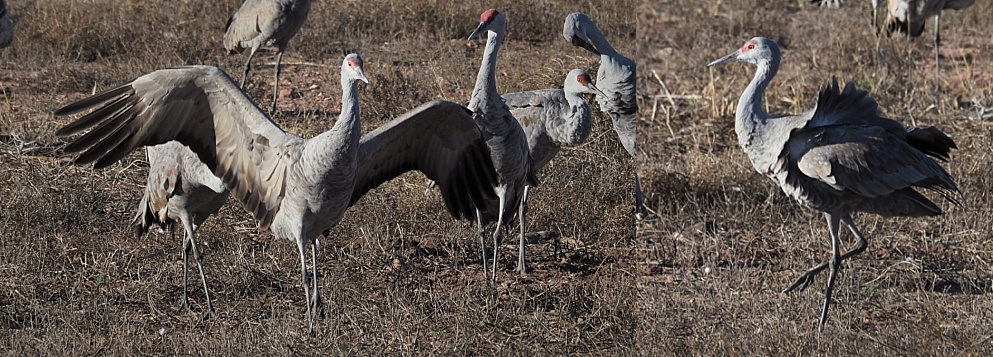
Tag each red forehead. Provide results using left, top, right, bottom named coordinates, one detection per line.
left=480, top=9, right=499, bottom=22
left=347, top=57, right=363, bottom=67
left=576, top=74, right=591, bottom=84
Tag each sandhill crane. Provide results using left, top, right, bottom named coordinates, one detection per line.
left=1, top=0, right=12, bottom=48
left=501, top=68, right=606, bottom=273
left=55, top=54, right=498, bottom=330
left=131, top=141, right=229, bottom=314
left=879, top=0, right=975, bottom=86
left=465, top=9, right=535, bottom=281
left=562, top=12, right=643, bottom=215
left=707, top=37, right=959, bottom=328
left=224, top=0, right=312, bottom=114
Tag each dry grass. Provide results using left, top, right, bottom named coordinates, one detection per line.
left=0, top=0, right=635, bottom=354
left=637, top=0, right=993, bottom=355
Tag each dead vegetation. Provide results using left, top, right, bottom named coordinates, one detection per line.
left=637, top=0, right=993, bottom=355
left=0, top=0, right=635, bottom=354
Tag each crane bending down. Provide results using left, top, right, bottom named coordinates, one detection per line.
left=708, top=37, right=959, bottom=328
left=132, top=141, right=229, bottom=314
left=465, top=9, right=535, bottom=283
left=1, top=0, right=13, bottom=48
left=879, top=0, right=975, bottom=86
left=55, top=54, right=498, bottom=330
left=501, top=69, right=606, bottom=272
left=563, top=13, right=643, bottom=215
left=224, top=0, right=312, bottom=113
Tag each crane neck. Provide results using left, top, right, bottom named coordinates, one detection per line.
left=471, top=27, right=505, bottom=108
left=736, top=58, right=778, bottom=130
left=339, top=77, right=361, bottom=131
left=564, top=90, right=587, bottom=109
left=564, top=96, right=593, bottom=145
left=586, top=26, right=619, bottom=57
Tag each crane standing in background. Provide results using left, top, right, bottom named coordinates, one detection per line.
left=224, top=0, right=312, bottom=114
left=502, top=68, right=607, bottom=274
left=563, top=12, right=643, bottom=216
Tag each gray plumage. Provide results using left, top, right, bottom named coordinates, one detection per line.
left=708, top=37, right=958, bottom=328
left=132, top=141, right=229, bottom=314
left=1, top=0, right=13, bottom=48
left=224, top=0, right=312, bottom=113
left=466, top=9, right=535, bottom=281
left=563, top=12, right=644, bottom=215
left=501, top=68, right=606, bottom=274
left=55, top=54, right=497, bottom=330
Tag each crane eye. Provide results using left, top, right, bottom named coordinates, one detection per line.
left=746, top=43, right=755, bottom=50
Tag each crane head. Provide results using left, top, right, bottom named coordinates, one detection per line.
left=562, top=12, right=601, bottom=56
left=707, top=37, right=780, bottom=68
left=342, top=53, right=369, bottom=84
left=468, top=9, right=505, bottom=41
left=566, top=68, right=607, bottom=98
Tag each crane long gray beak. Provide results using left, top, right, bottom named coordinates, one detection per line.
left=572, top=36, right=600, bottom=56
left=707, top=52, right=739, bottom=67
left=357, top=71, right=369, bottom=84
left=468, top=22, right=485, bottom=41
left=589, top=84, right=608, bottom=98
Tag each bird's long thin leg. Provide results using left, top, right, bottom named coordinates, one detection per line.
left=819, top=213, right=844, bottom=329
left=240, top=45, right=259, bottom=89
left=297, top=235, right=313, bottom=330
left=271, top=51, right=284, bottom=114
left=872, top=0, right=881, bottom=61
left=516, top=186, right=529, bottom=274
left=871, top=0, right=879, bottom=35
left=635, top=174, right=646, bottom=216
left=934, top=11, right=941, bottom=92
left=183, top=219, right=214, bottom=315
left=310, top=239, right=323, bottom=320
left=906, top=6, right=914, bottom=90
left=783, top=213, right=868, bottom=294
left=477, top=209, right=490, bottom=286
left=492, top=190, right=508, bottom=283
left=174, top=226, right=191, bottom=312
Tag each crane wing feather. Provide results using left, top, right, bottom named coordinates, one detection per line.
left=788, top=125, right=958, bottom=202
left=55, top=65, right=297, bottom=229
left=349, top=100, right=498, bottom=219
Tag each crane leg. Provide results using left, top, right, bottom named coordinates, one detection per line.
left=173, top=226, right=191, bottom=312
left=782, top=213, right=868, bottom=294
left=477, top=209, right=490, bottom=286
left=296, top=234, right=314, bottom=331
left=934, top=12, right=941, bottom=92
left=424, top=180, right=437, bottom=196
left=635, top=173, right=646, bottom=216
left=310, top=238, right=323, bottom=320
left=516, top=186, right=529, bottom=274
left=491, top=190, right=508, bottom=284
left=271, top=51, right=284, bottom=114
left=818, top=213, right=844, bottom=329
left=905, top=6, right=913, bottom=89
left=240, top=45, right=259, bottom=89
left=181, top=216, right=214, bottom=316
